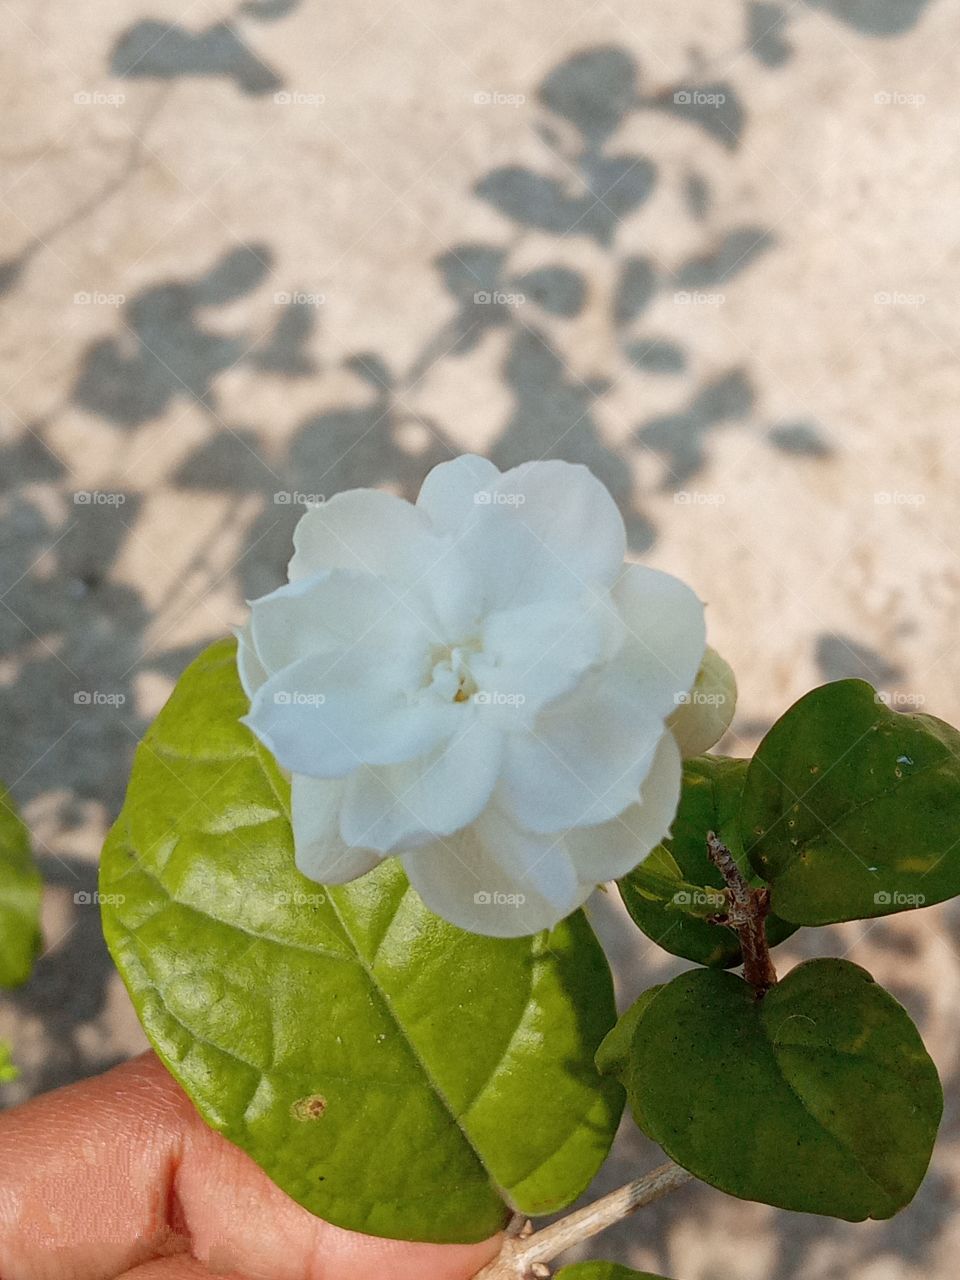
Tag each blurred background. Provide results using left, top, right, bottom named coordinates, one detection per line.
left=2, top=0, right=960, bottom=1274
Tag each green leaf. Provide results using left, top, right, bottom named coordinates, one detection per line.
left=623, top=959, right=942, bottom=1220
left=0, top=787, right=42, bottom=988
left=100, top=639, right=623, bottom=1244
left=0, top=1040, right=18, bottom=1084
left=555, top=1264, right=675, bottom=1279
left=619, top=756, right=796, bottom=966
left=595, top=985, right=662, bottom=1080
left=742, top=679, right=960, bottom=925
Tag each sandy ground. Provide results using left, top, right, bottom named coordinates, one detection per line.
left=2, top=0, right=960, bottom=1274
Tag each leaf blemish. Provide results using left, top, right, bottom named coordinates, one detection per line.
left=292, top=1094, right=328, bottom=1121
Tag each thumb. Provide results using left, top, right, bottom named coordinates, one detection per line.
left=0, top=1052, right=502, bottom=1280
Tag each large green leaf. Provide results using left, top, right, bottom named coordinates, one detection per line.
left=100, top=639, right=623, bottom=1244
left=621, top=959, right=941, bottom=1220
left=742, top=680, right=960, bottom=924
left=556, top=1264, right=675, bottom=1279
left=619, top=756, right=796, bottom=966
left=0, top=786, right=42, bottom=988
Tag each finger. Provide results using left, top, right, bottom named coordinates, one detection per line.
left=118, top=1263, right=246, bottom=1280
left=0, top=1052, right=502, bottom=1280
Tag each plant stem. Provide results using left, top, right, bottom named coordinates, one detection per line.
left=472, top=1162, right=693, bottom=1278
left=706, top=831, right=778, bottom=995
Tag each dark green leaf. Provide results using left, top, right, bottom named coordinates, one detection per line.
left=624, top=959, right=942, bottom=1220
left=619, top=756, right=796, bottom=967
left=742, top=679, right=960, bottom=924
left=0, top=787, right=42, bottom=988
left=100, top=640, right=623, bottom=1243
left=595, top=985, right=662, bottom=1080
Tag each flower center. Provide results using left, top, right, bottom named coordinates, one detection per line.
left=428, top=643, right=480, bottom=704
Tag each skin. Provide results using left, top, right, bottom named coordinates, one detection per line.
left=0, top=1053, right=502, bottom=1280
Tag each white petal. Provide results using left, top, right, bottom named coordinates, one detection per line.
left=291, top=774, right=382, bottom=883
left=289, top=488, right=439, bottom=584
left=452, top=507, right=594, bottom=613
left=416, top=454, right=503, bottom=532
left=495, top=460, right=627, bottom=587
left=235, top=621, right=268, bottom=700
left=668, top=646, right=738, bottom=757
left=495, top=662, right=666, bottom=832
left=244, top=649, right=456, bottom=777
left=471, top=595, right=609, bottom=719
left=402, top=806, right=586, bottom=937
left=339, top=720, right=503, bottom=853
left=613, top=564, right=707, bottom=719
left=565, top=731, right=683, bottom=882
left=290, top=487, right=480, bottom=639
left=249, top=570, right=434, bottom=679
left=417, top=457, right=627, bottom=597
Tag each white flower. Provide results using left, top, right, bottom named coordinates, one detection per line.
left=237, top=455, right=732, bottom=937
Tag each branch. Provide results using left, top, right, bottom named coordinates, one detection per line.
left=472, top=1162, right=693, bottom=1278
left=706, top=831, right=778, bottom=995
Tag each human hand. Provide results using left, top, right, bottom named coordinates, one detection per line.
left=0, top=1052, right=501, bottom=1280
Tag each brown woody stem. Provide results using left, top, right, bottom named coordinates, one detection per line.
left=706, top=831, right=778, bottom=996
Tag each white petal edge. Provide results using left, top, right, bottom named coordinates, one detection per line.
left=291, top=774, right=382, bottom=884
left=288, top=488, right=442, bottom=585
left=614, top=564, right=707, bottom=719
left=565, top=731, right=684, bottom=884
left=339, top=720, right=504, bottom=854
left=235, top=621, right=268, bottom=702
left=416, top=453, right=503, bottom=532
left=244, top=650, right=456, bottom=777
left=402, top=806, right=586, bottom=938
left=495, top=660, right=666, bottom=832
left=495, top=459, right=627, bottom=588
